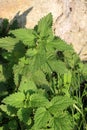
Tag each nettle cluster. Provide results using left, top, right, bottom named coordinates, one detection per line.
left=0, top=13, right=87, bottom=130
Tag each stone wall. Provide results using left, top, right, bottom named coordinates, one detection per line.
left=0, top=0, right=87, bottom=60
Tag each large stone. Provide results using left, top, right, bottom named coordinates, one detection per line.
left=0, top=0, right=59, bottom=27
left=0, top=0, right=87, bottom=61
left=54, top=0, right=87, bottom=61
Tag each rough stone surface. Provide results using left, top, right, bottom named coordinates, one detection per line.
left=54, top=0, right=87, bottom=61
left=0, top=0, right=87, bottom=61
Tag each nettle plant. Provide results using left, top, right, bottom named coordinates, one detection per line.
left=0, top=13, right=87, bottom=130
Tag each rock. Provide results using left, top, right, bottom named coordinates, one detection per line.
left=54, top=0, right=87, bottom=61
left=0, top=0, right=59, bottom=28
left=0, top=0, right=87, bottom=61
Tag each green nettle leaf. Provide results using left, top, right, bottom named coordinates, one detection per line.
left=13, top=57, right=26, bottom=86
left=17, top=108, right=32, bottom=124
left=0, top=105, right=17, bottom=116
left=10, top=28, right=36, bottom=46
left=34, top=107, right=51, bottom=129
left=19, top=76, right=37, bottom=93
left=32, top=70, right=48, bottom=86
left=27, top=44, right=47, bottom=72
left=0, top=126, right=3, bottom=130
left=2, top=92, right=25, bottom=108
left=12, top=42, right=26, bottom=59
left=49, top=113, right=73, bottom=130
left=37, top=13, right=53, bottom=38
left=0, top=37, right=19, bottom=51
left=8, top=119, right=18, bottom=130
left=47, top=37, right=73, bottom=51
left=64, top=50, right=79, bottom=68
left=48, top=96, right=74, bottom=115
left=47, top=60, right=68, bottom=74
left=30, top=93, right=49, bottom=107
left=26, top=48, right=37, bottom=58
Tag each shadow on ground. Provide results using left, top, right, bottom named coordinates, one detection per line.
left=0, top=6, right=33, bottom=29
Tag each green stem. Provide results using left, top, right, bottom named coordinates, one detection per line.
left=46, top=61, right=55, bottom=94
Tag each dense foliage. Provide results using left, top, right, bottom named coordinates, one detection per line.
left=0, top=13, right=87, bottom=130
